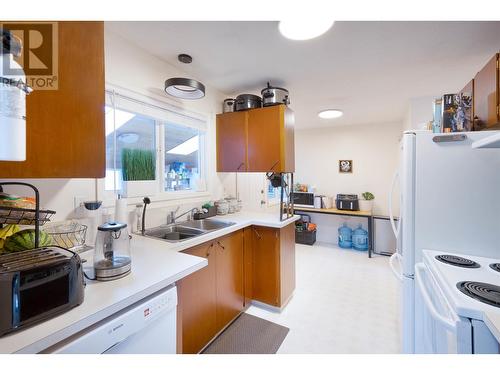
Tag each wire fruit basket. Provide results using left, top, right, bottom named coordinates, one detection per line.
left=44, top=221, right=88, bottom=250
left=0, top=206, right=56, bottom=225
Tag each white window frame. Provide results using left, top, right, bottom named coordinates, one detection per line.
left=98, top=85, right=210, bottom=208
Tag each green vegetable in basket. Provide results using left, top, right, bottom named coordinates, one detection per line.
left=2, top=229, right=52, bottom=253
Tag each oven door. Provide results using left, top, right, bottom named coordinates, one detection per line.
left=414, top=263, right=472, bottom=354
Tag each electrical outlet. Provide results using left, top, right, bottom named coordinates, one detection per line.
left=74, top=196, right=85, bottom=209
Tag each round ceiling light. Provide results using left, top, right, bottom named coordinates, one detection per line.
left=318, top=109, right=343, bottom=119
left=118, top=132, right=140, bottom=144
left=278, top=20, right=334, bottom=41
left=164, top=77, right=206, bottom=100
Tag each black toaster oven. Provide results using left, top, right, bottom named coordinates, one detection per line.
left=336, top=194, right=359, bottom=211
left=0, top=246, right=85, bottom=337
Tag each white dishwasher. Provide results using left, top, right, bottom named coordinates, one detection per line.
left=48, top=285, right=177, bottom=354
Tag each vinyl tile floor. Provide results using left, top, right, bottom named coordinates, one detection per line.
left=246, top=242, right=401, bottom=354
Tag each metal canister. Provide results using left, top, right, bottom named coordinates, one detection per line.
left=223, top=98, right=235, bottom=113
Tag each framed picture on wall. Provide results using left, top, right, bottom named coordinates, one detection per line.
left=339, top=160, right=353, bottom=173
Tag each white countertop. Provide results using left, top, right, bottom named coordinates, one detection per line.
left=0, top=211, right=298, bottom=354
left=484, top=312, right=500, bottom=344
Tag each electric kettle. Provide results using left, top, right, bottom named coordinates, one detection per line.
left=94, top=222, right=131, bottom=281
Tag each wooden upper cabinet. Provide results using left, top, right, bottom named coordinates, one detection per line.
left=247, top=105, right=295, bottom=172
left=216, top=105, right=295, bottom=173
left=216, top=111, right=248, bottom=172
left=0, top=21, right=105, bottom=178
left=178, top=241, right=217, bottom=354
left=474, top=53, right=499, bottom=129
left=214, top=231, right=244, bottom=331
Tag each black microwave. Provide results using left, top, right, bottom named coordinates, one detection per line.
left=0, top=246, right=85, bottom=337
left=292, top=192, right=315, bottom=208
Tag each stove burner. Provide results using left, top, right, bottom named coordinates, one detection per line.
left=457, top=281, right=500, bottom=308
left=435, top=255, right=480, bottom=268
left=490, top=263, right=500, bottom=273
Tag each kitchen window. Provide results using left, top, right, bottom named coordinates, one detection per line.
left=104, top=88, right=207, bottom=199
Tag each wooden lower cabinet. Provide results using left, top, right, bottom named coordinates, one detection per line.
left=177, top=230, right=244, bottom=354
left=177, top=224, right=296, bottom=353
left=177, top=241, right=217, bottom=354
left=214, top=232, right=244, bottom=331
left=252, top=223, right=296, bottom=308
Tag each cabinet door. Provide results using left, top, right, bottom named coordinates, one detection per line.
left=247, top=105, right=295, bottom=172
left=178, top=241, right=217, bottom=354
left=252, top=226, right=280, bottom=306
left=247, top=106, right=283, bottom=172
left=474, top=53, right=499, bottom=129
left=0, top=21, right=105, bottom=178
left=216, top=111, right=248, bottom=172
left=215, top=231, right=244, bottom=331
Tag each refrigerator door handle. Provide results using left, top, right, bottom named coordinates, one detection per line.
left=415, top=264, right=456, bottom=332
left=388, top=170, right=402, bottom=238
left=389, top=253, right=403, bottom=281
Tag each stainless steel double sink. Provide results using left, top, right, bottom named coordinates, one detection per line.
left=142, top=219, right=236, bottom=243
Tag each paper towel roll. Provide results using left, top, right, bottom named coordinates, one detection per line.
left=114, top=197, right=128, bottom=224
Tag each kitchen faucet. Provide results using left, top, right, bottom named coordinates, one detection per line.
left=167, top=206, right=199, bottom=224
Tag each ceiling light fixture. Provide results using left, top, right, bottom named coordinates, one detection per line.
left=164, top=54, right=205, bottom=100
left=165, top=77, right=205, bottom=100
left=278, top=20, right=334, bottom=41
left=318, top=109, right=343, bottom=119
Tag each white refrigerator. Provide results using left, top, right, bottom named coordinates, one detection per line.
left=388, top=130, right=500, bottom=354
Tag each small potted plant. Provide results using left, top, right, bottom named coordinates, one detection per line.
left=359, top=191, right=374, bottom=212
left=121, top=148, right=157, bottom=197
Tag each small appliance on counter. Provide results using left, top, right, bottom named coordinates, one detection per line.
left=0, top=246, right=85, bottom=336
left=292, top=191, right=315, bottom=208
left=261, top=82, right=290, bottom=107
left=336, top=194, right=359, bottom=211
left=93, top=222, right=131, bottom=281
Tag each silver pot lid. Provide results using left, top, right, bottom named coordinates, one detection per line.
left=261, top=81, right=289, bottom=94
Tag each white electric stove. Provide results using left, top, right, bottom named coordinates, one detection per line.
left=415, top=250, right=500, bottom=354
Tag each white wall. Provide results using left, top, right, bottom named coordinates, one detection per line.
left=403, top=95, right=439, bottom=131
left=2, top=28, right=228, bottom=239
left=294, top=122, right=402, bottom=217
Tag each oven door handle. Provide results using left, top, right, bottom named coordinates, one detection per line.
left=415, top=263, right=457, bottom=332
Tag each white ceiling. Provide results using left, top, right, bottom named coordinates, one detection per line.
left=106, top=21, right=500, bottom=129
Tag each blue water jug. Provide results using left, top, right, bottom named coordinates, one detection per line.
left=338, top=223, right=352, bottom=249
left=352, top=224, right=368, bottom=251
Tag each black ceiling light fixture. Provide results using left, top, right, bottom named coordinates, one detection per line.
left=164, top=54, right=205, bottom=100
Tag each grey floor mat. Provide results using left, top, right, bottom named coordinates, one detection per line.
left=201, top=313, right=289, bottom=354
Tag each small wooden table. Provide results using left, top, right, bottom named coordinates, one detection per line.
left=293, top=207, right=374, bottom=258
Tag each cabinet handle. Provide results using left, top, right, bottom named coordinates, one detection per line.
left=237, top=162, right=245, bottom=171
left=253, top=228, right=262, bottom=240
left=206, top=243, right=214, bottom=257
left=217, top=241, right=225, bottom=250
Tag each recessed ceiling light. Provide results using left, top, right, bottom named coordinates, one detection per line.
left=318, top=109, right=343, bottom=119
left=278, top=20, right=334, bottom=41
